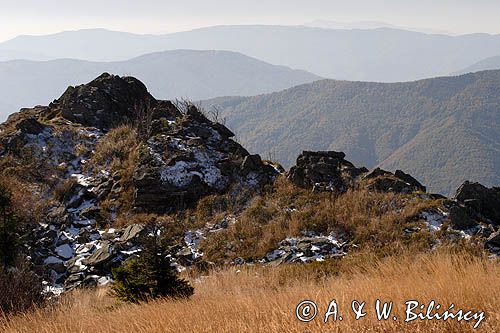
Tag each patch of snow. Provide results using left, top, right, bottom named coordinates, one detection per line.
left=97, top=276, right=113, bottom=286
left=120, top=249, right=142, bottom=255
left=266, top=249, right=286, bottom=261
left=421, top=210, right=446, bottom=232
left=43, top=284, right=64, bottom=296
left=71, top=173, right=92, bottom=187
left=160, top=161, right=193, bottom=187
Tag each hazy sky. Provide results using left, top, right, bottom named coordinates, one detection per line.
left=1, top=0, right=500, bottom=42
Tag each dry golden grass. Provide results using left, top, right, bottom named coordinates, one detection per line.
left=202, top=177, right=450, bottom=263
left=2, top=252, right=498, bottom=333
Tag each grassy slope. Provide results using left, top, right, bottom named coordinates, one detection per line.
left=203, top=70, right=500, bottom=195
left=2, top=253, right=498, bottom=332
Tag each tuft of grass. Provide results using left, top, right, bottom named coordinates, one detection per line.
left=87, top=125, right=138, bottom=173
left=86, top=125, right=139, bottom=219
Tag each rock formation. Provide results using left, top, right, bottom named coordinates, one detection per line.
left=454, top=181, right=500, bottom=225
left=286, top=151, right=426, bottom=194
left=0, top=73, right=279, bottom=292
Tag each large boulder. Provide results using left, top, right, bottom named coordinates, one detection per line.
left=454, top=181, right=500, bottom=225
left=51, top=73, right=157, bottom=130
left=287, top=151, right=367, bottom=192
left=363, top=168, right=426, bottom=194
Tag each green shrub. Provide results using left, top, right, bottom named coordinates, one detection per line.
left=0, top=182, right=20, bottom=268
left=111, top=226, right=193, bottom=303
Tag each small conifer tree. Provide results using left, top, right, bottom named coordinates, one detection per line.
left=112, top=224, right=194, bottom=303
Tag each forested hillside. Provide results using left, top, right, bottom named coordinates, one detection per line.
left=203, top=70, right=500, bottom=194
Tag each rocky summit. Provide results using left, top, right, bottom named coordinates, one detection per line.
left=0, top=73, right=278, bottom=292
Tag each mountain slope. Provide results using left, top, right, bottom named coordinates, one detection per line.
left=202, top=70, right=500, bottom=195
left=2, top=26, right=500, bottom=81
left=454, top=55, right=500, bottom=74
left=0, top=50, right=320, bottom=121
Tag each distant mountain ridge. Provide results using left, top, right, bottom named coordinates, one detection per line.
left=303, top=20, right=454, bottom=35
left=454, top=55, right=500, bottom=75
left=202, top=70, right=500, bottom=195
left=2, top=26, right=500, bottom=81
left=0, top=49, right=320, bottom=121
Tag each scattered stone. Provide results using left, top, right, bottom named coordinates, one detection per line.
left=82, top=242, right=114, bottom=267
left=485, top=232, right=500, bottom=254
left=263, top=233, right=346, bottom=264
left=54, top=244, right=74, bottom=260
left=119, top=224, right=145, bottom=243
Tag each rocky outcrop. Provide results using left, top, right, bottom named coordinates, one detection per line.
left=0, top=73, right=283, bottom=293
left=132, top=106, right=278, bottom=213
left=1, top=72, right=498, bottom=297
left=287, top=151, right=367, bottom=192
left=49, top=73, right=157, bottom=130
left=363, top=168, right=427, bottom=194
left=262, top=233, right=347, bottom=265
left=454, top=181, right=500, bottom=225
left=286, top=151, right=426, bottom=194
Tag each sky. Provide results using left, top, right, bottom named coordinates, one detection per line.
left=1, top=0, right=500, bottom=42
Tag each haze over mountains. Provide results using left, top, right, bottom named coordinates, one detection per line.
left=454, top=55, right=500, bottom=75
left=0, top=50, right=319, bottom=121
left=2, top=25, right=500, bottom=195
left=303, top=20, right=453, bottom=35
left=2, top=26, right=500, bottom=82
left=202, top=70, right=500, bottom=195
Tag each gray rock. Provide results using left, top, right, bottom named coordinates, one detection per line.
left=241, top=154, right=262, bottom=172
left=119, top=224, right=145, bottom=243
left=394, top=170, right=426, bottom=192
left=234, top=257, right=245, bottom=265
left=83, top=242, right=114, bottom=267
left=455, top=181, right=500, bottom=226
left=485, top=232, right=500, bottom=250
left=54, top=243, right=74, bottom=260
left=448, top=205, right=477, bottom=230
left=64, top=273, right=85, bottom=290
